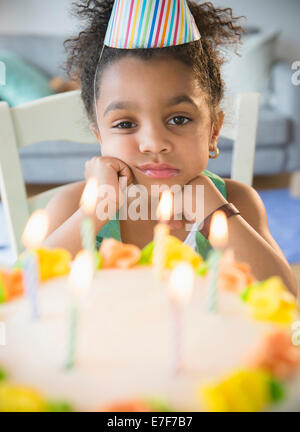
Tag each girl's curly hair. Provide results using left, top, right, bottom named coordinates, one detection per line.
left=63, top=1, right=244, bottom=128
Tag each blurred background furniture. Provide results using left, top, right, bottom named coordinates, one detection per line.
left=0, top=29, right=299, bottom=187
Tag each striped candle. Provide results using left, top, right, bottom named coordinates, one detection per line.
left=80, top=178, right=99, bottom=269
left=64, top=305, right=79, bottom=370
left=104, top=0, right=201, bottom=49
left=206, top=211, right=229, bottom=312
left=64, top=250, right=94, bottom=370
left=168, top=262, right=194, bottom=375
left=206, top=249, right=222, bottom=312
left=22, top=250, right=40, bottom=320
left=153, top=190, right=173, bottom=281
left=21, top=209, right=49, bottom=320
left=80, top=217, right=96, bottom=256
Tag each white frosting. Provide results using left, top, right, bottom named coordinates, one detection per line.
left=0, top=267, right=299, bottom=411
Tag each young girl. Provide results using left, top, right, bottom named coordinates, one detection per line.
left=43, top=0, right=297, bottom=294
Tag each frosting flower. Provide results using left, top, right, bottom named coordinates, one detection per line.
left=161, top=235, right=202, bottom=270
left=100, top=239, right=141, bottom=269
left=34, top=248, right=72, bottom=281
left=97, top=399, right=152, bottom=412
left=16, top=248, right=72, bottom=282
left=241, top=277, right=297, bottom=324
left=217, top=249, right=256, bottom=293
left=138, top=236, right=202, bottom=270
left=246, top=330, right=300, bottom=379
left=199, top=368, right=280, bottom=412
left=0, top=269, right=24, bottom=302
left=97, top=397, right=172, bottom=412
left=0, top=383, right=48, bottom=412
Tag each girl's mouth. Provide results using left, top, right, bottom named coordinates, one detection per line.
left=136, top=163, right=180, bottom=179
left=136, top=168, right=180, bottom=179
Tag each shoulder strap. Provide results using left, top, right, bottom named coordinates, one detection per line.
left=195, top=170, right=227, bottom=259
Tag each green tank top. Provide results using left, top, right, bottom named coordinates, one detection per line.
left=95, top=169, right=227, bottom=260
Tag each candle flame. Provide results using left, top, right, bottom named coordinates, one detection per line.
left=22, top=209, right=49, bottom=249
left=68, top=250, right=94, bottom=298
left=156, top=190, right=173, bottom=222
left=168, top=262, right=194, bottom=305
left=80, top=177, right=98, bottom=214
left=208, top=210, right=228, bottom=249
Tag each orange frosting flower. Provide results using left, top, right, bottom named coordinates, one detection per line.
left=97, top=399, right=152, bottom=412
left=218, top=249, right=256, bottom=293
left=99, top=239, right=141, bottom=269
left=0, top=269, right=24, bottom=301
left=246, top=330, right=300, bottom=379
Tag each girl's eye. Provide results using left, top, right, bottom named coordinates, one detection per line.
left=113, top=121, right=136, bottom=129
left=113, top=116, right=191, bottom=129
left=169, top=116, right=191, bottom=126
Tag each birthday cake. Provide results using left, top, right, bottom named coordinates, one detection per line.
left=0, top=235, right=300, bottom=413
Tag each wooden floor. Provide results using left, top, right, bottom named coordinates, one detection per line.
left=252, top=173, right=292, bottom=190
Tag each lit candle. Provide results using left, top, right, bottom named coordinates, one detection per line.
left=80, top=178, right=98, bottom=269
left=206, top=210, right=228, bottom=312
left=21, top=209, right=49, bottom=319
left=64, top=249, right=94, bottom=369
left=168, top=262, right=194, bottom=375
left=153, top=190, right=173, bottom=281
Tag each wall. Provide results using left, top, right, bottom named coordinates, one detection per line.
left=0, top=0, right=76, bottom=35
left=216, top=0, right=300, bottom=62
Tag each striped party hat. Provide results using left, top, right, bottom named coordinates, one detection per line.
left=104, top=0, right=201, bottom=49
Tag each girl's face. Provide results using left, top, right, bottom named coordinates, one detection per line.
left=91, top=56, right=224, bottom=189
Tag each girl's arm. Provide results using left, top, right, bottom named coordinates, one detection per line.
left=42, top=181, right=109, bottom=258
left=42, top=156, right=133, bottom=258
left=193, top=176, right=297, bottom=294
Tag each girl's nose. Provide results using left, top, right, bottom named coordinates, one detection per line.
left=139, top=135, right=172, bottom=154
left=139, top=128, right=172, bottom=154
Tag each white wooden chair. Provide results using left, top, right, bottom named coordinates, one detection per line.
left=221, top=92, right=260, bottom=185
left=0, top=90, right=260, bottom=262
left=0, top=90, right=97, bottom=261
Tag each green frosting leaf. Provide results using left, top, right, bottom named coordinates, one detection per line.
left=146, top=397, right=173, bottom=412
left=138, top=241, right=154, bottom=265
left=46, top=400, right=73, bottom=412
left=240, top=286, right=251, bottom=302
left=196, top=261, right=209, bottom=277
left=240, top=281, right=265, bottom=302
left=0, top=367, right=8, bottom=381
left=268, top=377, right=285, bottom=403
left=0, top=275, right=6, bottom=303
left=94, top=250, right=102, bottom=270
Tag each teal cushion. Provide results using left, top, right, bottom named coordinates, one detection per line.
left=0, top=49, right=55, bottom=107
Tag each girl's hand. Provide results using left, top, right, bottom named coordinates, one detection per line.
left=84, top=156, right=134, bottom=210
left=166, top=174, right=226, bottom=230
left=185, top=173, right=228, bottom=222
